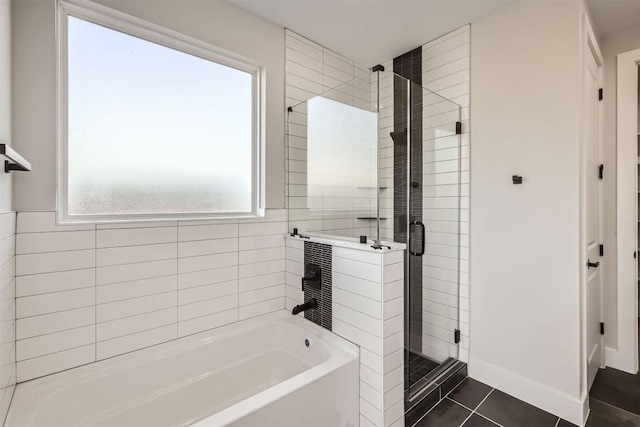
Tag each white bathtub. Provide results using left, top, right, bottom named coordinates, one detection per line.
left=6, top=311, right=360, bottom=427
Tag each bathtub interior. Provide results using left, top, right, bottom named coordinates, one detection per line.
left=6, top=311, right=357, bottom=427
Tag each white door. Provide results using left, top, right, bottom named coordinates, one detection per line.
left=584, top=41, right=603, bottom=390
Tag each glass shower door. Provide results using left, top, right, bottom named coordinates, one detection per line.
left=391, top=74, right=464, bottom=402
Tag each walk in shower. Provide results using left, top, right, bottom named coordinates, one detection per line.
left=286, top=66, right=465, bottom=409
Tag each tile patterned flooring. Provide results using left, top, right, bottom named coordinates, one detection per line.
left=406, top=350, right=440, bottom=389
left=407, top=324, right=640, bottom=426
left=590, top=366, right=640, bottom=417
left=409, top=377, right=564, bottom=427
left=584, top=322, right=640, bottom=427
left=408, top=374, right=640, bottom=427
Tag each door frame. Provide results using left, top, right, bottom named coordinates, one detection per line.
left=579, top=10, right=603, bottom=412
left=612, top=47, right=640, bottom=375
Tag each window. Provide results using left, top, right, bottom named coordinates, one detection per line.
left=58, top=2, right=263, bottom=222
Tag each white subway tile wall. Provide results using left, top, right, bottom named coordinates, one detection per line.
left=382, top=250, right=405, bottom=427
left=0, top=212, right=16, bottom=423
left=421, top=25, right=470, bottom=364
left=331, top=246, right=405, bottom=427
left=15, top=210, right=286, bottom=382
left=285, top=29, right=381, bottom=239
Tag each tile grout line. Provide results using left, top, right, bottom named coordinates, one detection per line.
left=98, top=305, right=178, bottom=325
left=411, top=373, right=468, bottom=427
left=18, top=322, right=104, bottom=341
left=443, top=386, right=503, bottom=427
left=468, top=389, right=504, bottom=427
left=451, top=384, right=496, bottom=427
left=590, top=397, right=640, bottom=419
left=18, top=340, right=100, bottom=363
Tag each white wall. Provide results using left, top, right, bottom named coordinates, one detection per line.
left=469, top=0, right=585, bottom=423
left=0, top=0, right=16, bottom=423
left=11, top=0, right=285, bottom=211
left=599, top=25, right=640, bottom=354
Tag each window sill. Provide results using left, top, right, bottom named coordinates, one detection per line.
left=57, top=210, right=267, bottom=226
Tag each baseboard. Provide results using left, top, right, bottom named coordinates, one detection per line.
left=605, top=346, right=638, bottom=374
left=605, top=346, right=620, bottom=369
left=468, top=357, right=587, bottom=426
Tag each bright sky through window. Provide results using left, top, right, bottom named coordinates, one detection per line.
left=67, top=16, right=254, bottom=216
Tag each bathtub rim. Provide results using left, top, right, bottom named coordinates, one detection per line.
left=7, top=310, right=360, bottom=427
left=192, top=312, right=360, bottom=426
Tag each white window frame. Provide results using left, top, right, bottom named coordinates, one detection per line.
left=56, top=0, right=265, bottom=223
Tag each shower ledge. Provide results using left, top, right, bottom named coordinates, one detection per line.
left=284, top=233, right=406, bottom=253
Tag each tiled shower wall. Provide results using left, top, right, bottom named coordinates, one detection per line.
left=393, top=48, right=425, bottom=354
left=0, top=213, right=15, bottom=421
left=421, top=25, right=470, bottom=363
left=285, top=29, right=380, bottom=239
left=302, top=241, right=332, bottom=329
left=14, top=210, right=286, bottom=382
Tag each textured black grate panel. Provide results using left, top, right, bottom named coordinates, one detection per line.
left=303, top=241, right=332, bottom=330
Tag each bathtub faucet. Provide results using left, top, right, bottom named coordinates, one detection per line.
left=292, top=298, right=318, bottom=315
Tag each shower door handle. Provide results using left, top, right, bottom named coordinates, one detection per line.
left=409, top=221, right=425, bottom=256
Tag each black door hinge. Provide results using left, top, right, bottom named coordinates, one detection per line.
left=599, top=164, right=604, bottom=180
left=454, top=329, right=461, bottom=344
left=598, top=88, right=603, bottom=101
left=599, top=244, right=604, bottom=257
left=600, top=322, right=605, bottom=335
left=455, top=122, right=462, bottom=135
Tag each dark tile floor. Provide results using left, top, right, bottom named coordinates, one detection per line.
left=406, top=349, right=440, bottom=389
left=408, top=375, right=640, bottom=427
left=584, top=319, right=640, bottom=427
left=407, top=322, right=640, bottom=426
left=410, top=378, right=563, bottom=427
left=590, top=365, right=640, bottom=416
left=586, top=365, right=640, bottom=426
